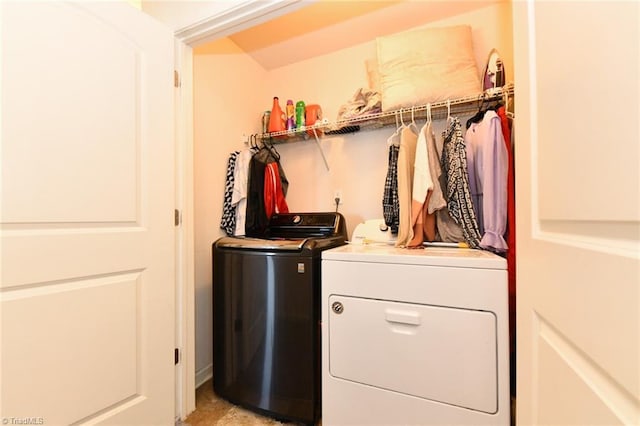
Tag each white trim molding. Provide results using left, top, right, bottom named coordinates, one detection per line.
left=174, top=40, right=196, bottom=421
left=174, top=0, right=311, bottom=46
left=195, top=364, right=214, bottom=390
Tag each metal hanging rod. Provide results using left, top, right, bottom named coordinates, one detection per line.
left=331, top=84, right=514, bottom=129
left=257, top=84, right=514, bottom=141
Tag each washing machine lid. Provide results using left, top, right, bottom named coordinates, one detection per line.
left=265, top=212, right=347, bottom=239
left=322, top=244, right=507, bottom=270
left=215, top=236, right=308, bottom=251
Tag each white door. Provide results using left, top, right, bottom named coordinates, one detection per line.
left=513, top=2, right=639, bottom=425
left=1, top=2, right=176, bottom=424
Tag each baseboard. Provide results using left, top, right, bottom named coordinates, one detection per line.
left=195, top=363, right=213, bottom=389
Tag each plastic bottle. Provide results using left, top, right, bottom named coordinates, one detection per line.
left=305, top=104, right=323, bottom=137
left=268, top=97, right=286, bottom=135
left=295, top=100, right=306, bottom=128
left=286, top=99, right=295, bottom=131
left=261, top=110, right=270, bottom=135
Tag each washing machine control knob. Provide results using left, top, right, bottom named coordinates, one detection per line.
left=292, top=215, right=302, bottom=224
left=332, top=301, right=344, bottom=314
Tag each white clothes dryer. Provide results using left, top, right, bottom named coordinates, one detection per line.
left=321, top=239, right=509, bottom=425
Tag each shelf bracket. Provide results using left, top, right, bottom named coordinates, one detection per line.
left=311, top=127, right=330, bottom=171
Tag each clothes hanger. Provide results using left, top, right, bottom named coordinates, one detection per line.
left=387, top=112, right=401, bottom=147
left=408, top=106, right=419, bottom=134
left=396, top=107, right=411, bottom=136
left=266, top=139, right=280, bottom=160
left=502, top=87, right=509, bottom=113
left=466, top=93, right=490, bottom=129
left=486, top=97, right=504, bottom=112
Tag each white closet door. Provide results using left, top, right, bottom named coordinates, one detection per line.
left=1, top=2, right=175, bottom=424
left=513, top=1, right=639, bottom=425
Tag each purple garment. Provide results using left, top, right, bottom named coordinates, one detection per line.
left=465, top=110, right=509, bottom=252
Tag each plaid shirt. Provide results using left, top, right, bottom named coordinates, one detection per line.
left=382, top=144, right=400, bottom=233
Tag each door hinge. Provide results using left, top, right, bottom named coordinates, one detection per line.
left=174, top=209, right=181, bottom=226
left=174, top=70, right=180, bottom=88
left=175, top=348, right=180, bottom=365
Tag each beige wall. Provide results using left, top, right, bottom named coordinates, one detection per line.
left=193, top=2, right=513, bottom=379
left=193, top=38, right=266, bottom=381
left=264, top=2, right=514, bottom=237
left=125, top=0, right=140, bottom=10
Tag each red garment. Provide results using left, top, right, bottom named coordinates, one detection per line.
left=497, top=106, right=516, bottom=395
left=264, top=162, right=289, bottom=219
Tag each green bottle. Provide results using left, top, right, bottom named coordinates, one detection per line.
left=295, top=101, right=306, bottom=128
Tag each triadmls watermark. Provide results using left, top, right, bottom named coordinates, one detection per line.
left=2, top=418, right=45, bottom=425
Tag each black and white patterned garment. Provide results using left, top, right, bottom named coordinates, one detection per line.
left=382, top=144, right=400, bottom=234
left=220, top=151, right=240, bottom=236
left=441, top=119, right=482, bottom=248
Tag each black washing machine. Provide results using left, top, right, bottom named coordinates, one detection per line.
left=212, top=212, right=347, bottom=425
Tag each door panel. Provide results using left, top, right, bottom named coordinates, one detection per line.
left=2, top=274, right=139, bottom=423
left=1, top=2, right=175, bottom=424
left=533, top=2, right=639, bottom=223
left=513, top=1, right=639, bottom=425
left=536, top=320, right=630, bottom=426
left=2, top=1, right=140, bottom=223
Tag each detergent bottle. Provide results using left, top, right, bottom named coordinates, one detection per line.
left=286, top=99, right=295, bottom=131
left=268, top=97, right=286, bottom=134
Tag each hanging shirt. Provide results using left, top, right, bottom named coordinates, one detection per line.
left=382, top=141, right=400, bottom=234
left=395, top=125, right=418, bottom=247
left=426, top=121, right=447, bottom=215
left=408, top=121, right=434, bottom=248
left=245, top=147, right=288, bottom=237
left=498, top=105, right=516, bottom=375
left=264, top=162, right=289, bottom=219
left=231, top=149, right=253, bottom=236
left=465, top=110, right=508, bottom=252
left=435, top=208, right=466, bottom=243
left=441, top=118, right=482, bottom=249
left=424, top=119, right=464, bottom=243
left=220, top=151, right=240, bottom=236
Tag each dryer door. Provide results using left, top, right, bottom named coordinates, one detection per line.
left=328, top=295, right=498, bottom=413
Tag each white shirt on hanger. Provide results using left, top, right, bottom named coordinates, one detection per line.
left=231, top=149, right=253, bottom=236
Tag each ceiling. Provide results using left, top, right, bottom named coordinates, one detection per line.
left=194, top=0, right=500, bottom=70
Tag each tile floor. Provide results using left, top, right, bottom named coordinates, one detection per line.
left=183, top=379, right=514, bottom=426
left=183, top=380, right=296, bottom=426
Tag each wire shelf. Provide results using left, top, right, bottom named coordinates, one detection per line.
left=257, top=84, right=514, bottom=143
